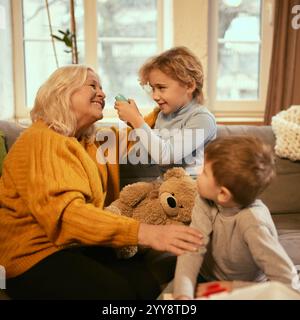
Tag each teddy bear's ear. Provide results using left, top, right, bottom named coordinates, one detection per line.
left=163, top=167, right=188, bottom=180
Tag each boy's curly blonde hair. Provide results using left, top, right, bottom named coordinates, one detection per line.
left=139, top=46, right=204, bottom=104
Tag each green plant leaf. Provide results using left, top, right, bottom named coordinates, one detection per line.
left=51, top=34, right=64, bottom=41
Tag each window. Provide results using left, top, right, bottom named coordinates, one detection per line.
left=208, top=0, right=274, bottom=118
left=10, top=0, right=167, bottom=120
left=22, top=0, right=85, bottom=108
left=0, top=0, right=14, bottom=119
left=96, top=0, right=158, bottom=113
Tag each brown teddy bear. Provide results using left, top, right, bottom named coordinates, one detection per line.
left=105, top=167, right=197, bottom=258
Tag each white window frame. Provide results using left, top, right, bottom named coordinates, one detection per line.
left=0, top=0, right=15, bottom=120
left=207, top=0, right=274, bottom=119
left=11, top=0, right=172, bottom=120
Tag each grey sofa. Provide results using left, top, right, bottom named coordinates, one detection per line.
left=120, top=125, right=300, bottom=266
left=0, top=120, right=300, bottom=299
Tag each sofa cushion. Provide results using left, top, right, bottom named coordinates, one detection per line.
left=217, top=125, right=276, bottom=146
left=120, top=163, right=160, bottom=189
left=0, top=130, right=7, bottom=175
left=0, top=121, right=24, bottom=151
left=272, top=214, right=300, bottom=265
left=260, top=164, right=300, bottom=214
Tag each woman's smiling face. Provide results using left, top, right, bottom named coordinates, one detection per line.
left=71, top=70, right=106, bottom=132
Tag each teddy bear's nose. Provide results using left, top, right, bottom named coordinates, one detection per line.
left=167, top=197, right=177, bottom=208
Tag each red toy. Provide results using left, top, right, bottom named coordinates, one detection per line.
left=202, top=283, right=229, bottom=297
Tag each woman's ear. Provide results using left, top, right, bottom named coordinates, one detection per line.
left=217, top=186, right=233, bottom=205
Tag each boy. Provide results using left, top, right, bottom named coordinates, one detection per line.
left=172, top=136, right=300, bottom=299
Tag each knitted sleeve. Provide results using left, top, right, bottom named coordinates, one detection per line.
left=143, top=107, right=161, bottom=128
left=26, top=130, right=139, bottom=248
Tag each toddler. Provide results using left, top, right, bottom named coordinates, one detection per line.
left=170, top=136, right=300, bottom=299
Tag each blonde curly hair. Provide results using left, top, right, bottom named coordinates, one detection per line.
left=30, top=65, right=97, bottom=142
left=139, top=46, right=205, bottom=104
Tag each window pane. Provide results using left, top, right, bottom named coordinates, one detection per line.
left=217, top=43, right=260, bottom=100
left=218, top=0, right=261, bottom=40
left=98, top=0, right=157, bottom=38
left=23, top=0, right=84, bottom=108
left=217, top=0, right=261, bottom=101
left=98, top=42, right=156, bottom=109
left=97, top=0, right=158, bottom=110
left=24, top=41, right=84, bottom=108
left=0, top=0, right=14, bottom=119
left=22, top=0, right=158, bottom=110
left=23, top=0, right=84, bottom=39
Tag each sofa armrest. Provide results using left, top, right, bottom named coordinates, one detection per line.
left=0, top=121, right=24, bottom=151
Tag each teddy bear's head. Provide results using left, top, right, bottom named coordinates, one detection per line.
left=158, top=167, right=197, bottom=225
left=105, top=167, right=197, bottom=258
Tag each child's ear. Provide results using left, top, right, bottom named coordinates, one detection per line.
left=217, top=186, right=233, bottom=204
left=187, top=80, right=196, bottom=95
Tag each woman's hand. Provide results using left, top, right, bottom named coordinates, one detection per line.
left=114, top=99, right=144, bottom=128
left=195, top=281, right=233, bottom=298
left=138, top=223, right=203, bottom=256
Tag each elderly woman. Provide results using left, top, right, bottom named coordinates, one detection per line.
left=0, top=65, right=202, bottom=299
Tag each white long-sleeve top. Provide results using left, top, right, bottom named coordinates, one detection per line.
left=173, top=195, right=300, bottom=298
left=130, top=99, right=216, bottom=176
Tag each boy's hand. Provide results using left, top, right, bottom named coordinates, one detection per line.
left=114, top=99, right=144, bottom=128
left=195, top=281, right=233, bottom=298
